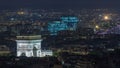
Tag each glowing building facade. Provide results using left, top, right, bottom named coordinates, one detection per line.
left=48, top=21, right=68, bottom=35
left=61, top=16, right=79, bottom=30
left=16, top=35, right=52, bottom=57
left=48, top=16, right=79, bottom=35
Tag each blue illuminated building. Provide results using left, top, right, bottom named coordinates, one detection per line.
left=61, top=16, right=79, bottom=30
left=48, top=16, right=79, bottom=35
left=48, top=21, right=68, bottom=35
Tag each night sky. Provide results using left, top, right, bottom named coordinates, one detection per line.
left=0, top=0, right=120, bottom=9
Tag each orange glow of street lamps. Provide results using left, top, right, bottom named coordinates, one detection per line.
left=104, top=15, right=110, bottom=20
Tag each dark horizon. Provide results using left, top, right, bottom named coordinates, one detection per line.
left=0, top=0, right=120, bottom=9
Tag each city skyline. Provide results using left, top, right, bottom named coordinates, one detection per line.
left=0, top=1, right=120, bottom=68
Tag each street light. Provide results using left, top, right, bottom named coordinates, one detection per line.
left=103, top=14, right=112, bottom=21
left=104, top=15, right=109, bottom=20
left=95, top=25, right=99, bottom=29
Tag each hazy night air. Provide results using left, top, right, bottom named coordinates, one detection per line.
left=0, top=0, right=120, bottom=9
left=0, top=0, right=120, bottom=67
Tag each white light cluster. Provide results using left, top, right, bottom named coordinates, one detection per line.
left=16, top=40, right=42, bottom=57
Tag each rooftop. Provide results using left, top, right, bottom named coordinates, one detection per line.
left=16, top=35, right=41, bottom=40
